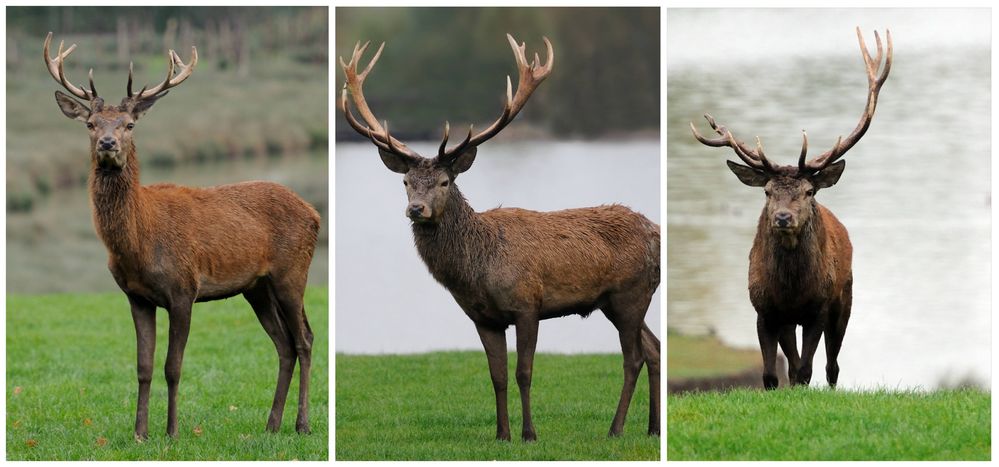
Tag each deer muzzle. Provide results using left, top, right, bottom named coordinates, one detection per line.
left=407, top=202, right=432, bottom=222
left=96, top=137, right=124, bottom=169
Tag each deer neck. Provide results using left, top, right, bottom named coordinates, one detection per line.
left=411, top=185, right=497, bottom=289
left=88, top=142, right=145, bottom=258
left=756, top=204, right=825, bottom=294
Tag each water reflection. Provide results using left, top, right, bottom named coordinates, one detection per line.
left=336, top=140, right=661, bottom=354
left=668, top=10, right=990, bottom=389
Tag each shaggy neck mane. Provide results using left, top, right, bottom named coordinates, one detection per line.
left=758, top=203, right=825, bottom=295
left=411, top=185, right=498, bottom=288
left=88, top=141, right=144, bottom=257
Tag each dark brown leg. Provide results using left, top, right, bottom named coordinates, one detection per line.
left=475, top=324, right=510, bottom=441
left=244, top=283, right=296, bottom=432
left=165, top=301, right=193, bottom=437
left=273, top=284, right=312, bottom=434
left=777, top=325, right=801, bottom=385
left=609, top=324, right=643, bottom=436
left=757, top=315, right=780, bottom=390
left=514, top=317, right=539, bottom=441
left=825, top=282, right=852, bottom=387
left=640, top=323, right=660, bottom=436
left=128, top=294, right=156, bottom=440
left=797, top=315, right=826, bottom=386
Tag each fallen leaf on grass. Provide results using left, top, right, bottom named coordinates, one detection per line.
left=12, top=419, right=21, bottom=429
left=239, top=433, right=251, bottom=440
left=193, top=425, right=203, bottom=437
left=13, top=386, right=22, bottom=396
left=229, top=405, right=238, bottom=411
left=25, top=439, right=37, bottom=448
left=83, top=418, right=92, bottom=426
left=96, top=436, right=108, bottom=447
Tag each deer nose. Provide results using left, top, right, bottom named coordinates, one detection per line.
left=408, top=202, right=427, bottom=219
left=99, top=137, right=117, bottom=151
left=775, top=212, right=792, bottom=228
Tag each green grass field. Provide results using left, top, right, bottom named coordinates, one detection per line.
left=667, top=332, right=758, bottom=379
left=6, top=287, right=329, bottom=461
left=668, top=387, right=990, bottom=460
left=336, top=352, right=660, bottom=461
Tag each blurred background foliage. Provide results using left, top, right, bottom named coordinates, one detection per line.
left=7, top=6, right=328, bottom=292
left=335, top=7, right=659, bottom=142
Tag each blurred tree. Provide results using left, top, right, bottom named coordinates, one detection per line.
left=335, top=7, right=659, bottom=141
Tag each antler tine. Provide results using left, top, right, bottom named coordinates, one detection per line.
left=797, top=130, right=809, bottom=173
left=43, top=32, right=94, bottom=101
left=127, top=62, right=135, bottom=97
left=438, top=34, right=553, bottom=162
left=134, top=45, right=197, bottom=100
left=805, top=28, right=892, bottom=172
left=88, top=68, right=97, bottom=98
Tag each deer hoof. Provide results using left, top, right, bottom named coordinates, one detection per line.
left=522, top=430, right=537, bottom=442
left=296, top=423, right=311, bottom=434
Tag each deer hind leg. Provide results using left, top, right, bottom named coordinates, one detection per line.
left=602, top=290, right=650, bottom=437
left=128, top=294, right=156, bottom=440
left=757, top=316, right=780, bottom=390
left=244, top=280, right=296, bottom=432
left=640, top=323, right=661, bottom=436
left=165, top=298, right=194, bottom=437
left=272, top=278, right=313, bottom=434
left=796, top=313, right=826, bottom=386
left=777, top=325, right=801, bottom=385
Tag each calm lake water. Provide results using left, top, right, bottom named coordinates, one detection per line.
left=335, top=140, right=661, bottom=354
left=6, top=153, right=328, bottom=294
left=668, top=10, right=990, bottom=389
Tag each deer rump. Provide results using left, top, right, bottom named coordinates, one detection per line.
left=427, top=205, right=660, bottom=326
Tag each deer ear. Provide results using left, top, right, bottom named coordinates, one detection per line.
left=726, top=160, right=769, bottom=187
left=447, top=147, right=477, bottom=174
left=812, top=160, right=846, bottom=189
left=378, top=148, right=412, bottom=174
left=54, top=91, right=90, bottom=122
left=128, top=92, right=167, bottom=121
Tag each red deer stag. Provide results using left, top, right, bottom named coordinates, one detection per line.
left=339, top=35, right=660, bottom=441
left=690, top=28, right=891, bottom=389
left=44, top=33, right=320, bottom=438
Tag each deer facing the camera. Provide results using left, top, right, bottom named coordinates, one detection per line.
left=44, top=33, right=320, bottom=438
left=690, top=28, right=892, bottom=389
left=340, top=35, right=660, bottom=440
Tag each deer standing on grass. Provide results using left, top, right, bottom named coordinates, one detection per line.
left=339, top=35, right=660, bottom=441
left=44, top=33, right=320, bottom=438
left=690, top=28, right=891, bottom=389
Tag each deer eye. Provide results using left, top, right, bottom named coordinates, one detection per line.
left=402, top=180, right=408, bottom=186
left=805, top=189, right=814, bottom=197
left=86, top=122, right=94, bottom=130
left=126, top=123, right=135, bottom=130
left=440, top=180, right=449, bottom=187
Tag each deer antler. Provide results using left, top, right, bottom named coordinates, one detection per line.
left=690, top=114, right=777, bottom=172
left=129, top=46, right=198, bottom=100
left=436, top=34, right=554, bottom=163
left=801, top=28, right=892, bottom=173
left=43, top=32, right=97, bottom=101
left=692, top=28, right=891, bottom=175
left=339, top=35, right=553, bottom=164
left=338, top=41, right=421, bottom=161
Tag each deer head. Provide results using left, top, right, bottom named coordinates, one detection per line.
left=691, top=28, right=891, bottom=238
left=45, top=32, right=197, bottom=170
left=339, top=34, right=553, bottom=223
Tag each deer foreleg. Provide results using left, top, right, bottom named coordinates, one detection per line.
left=165, top=301, right=193, bottom=437
left=476, top=324, right=510, bottom=441
left=797, top=315, right=826, bottom=386
left=514, top=317, right=540, bottom=442
left=128, top=295, right=156, bottom=441
left=757, top=315, right=780, bottom=390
